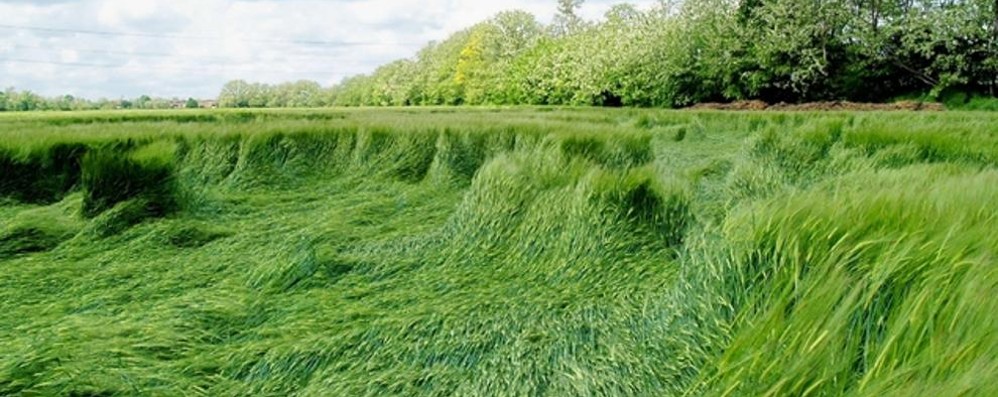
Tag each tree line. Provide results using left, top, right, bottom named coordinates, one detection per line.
left=0, top=88, right=208, bottom=112
left=318, top=0, right=997, bottom=107
left=5, top=0, right=995, bottom=111
left=217, top=80, right=336, bottom=108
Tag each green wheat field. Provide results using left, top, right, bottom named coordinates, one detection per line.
left=1, top=108, right=996, bottom=396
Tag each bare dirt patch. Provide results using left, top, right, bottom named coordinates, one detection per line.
left=689, top=100, right=945, bottom=111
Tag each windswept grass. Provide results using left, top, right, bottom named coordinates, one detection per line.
left=0, top=108, right=996, bottom=396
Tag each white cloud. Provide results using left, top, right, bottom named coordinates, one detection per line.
left=58, top=49, right=79, bottom=62
left=97, top=1, right=159, bottom=27
left=1, top=0, right=658, bottom=99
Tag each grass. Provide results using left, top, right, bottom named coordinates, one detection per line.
left=0, top=107, right=996, bottom=396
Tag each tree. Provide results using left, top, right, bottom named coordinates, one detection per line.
left=218, top=80, right=252, bottom=108
left=735, top=0, right=853, bottom=100
left=552, top=0, right=585, bottom=36
left=287, top=80, right=324, bottom=107
left=13, top=90, right=41, bottom=111
left=136, top=95, right=152, bottom=109
left=454, top=24, right=489, bottom=103
left=606, top=3, right=642, bottom=24
left=860, top=0, right=997, bottom=98
left=367, top=60, right=417, bottom=106
left=482, top=11, right=545, bottom=104
left=413, top=29, right=474, bottom=105
left=246, top=83, right=271, bottom=107
left=331, top=75, right=373, bottom=106
left=186, top=98, right=199, bottom=109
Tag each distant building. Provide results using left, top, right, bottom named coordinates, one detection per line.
left=164, top=99, right=217, bottom=109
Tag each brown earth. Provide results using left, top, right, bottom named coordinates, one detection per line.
left=689, top=100, right=945, bottom=111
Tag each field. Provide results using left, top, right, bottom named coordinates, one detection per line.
left=1, top=108, right=996, bottom=396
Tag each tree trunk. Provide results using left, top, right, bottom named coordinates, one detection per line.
left=993, top=0, right=998, bottom=43
left=870, top=0, right=879, bottom=35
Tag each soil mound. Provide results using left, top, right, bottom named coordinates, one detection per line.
left=690, top=100, right=945, bottom=111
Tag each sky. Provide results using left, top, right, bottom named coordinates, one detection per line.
left=0, top=0, right=658, bottom=99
